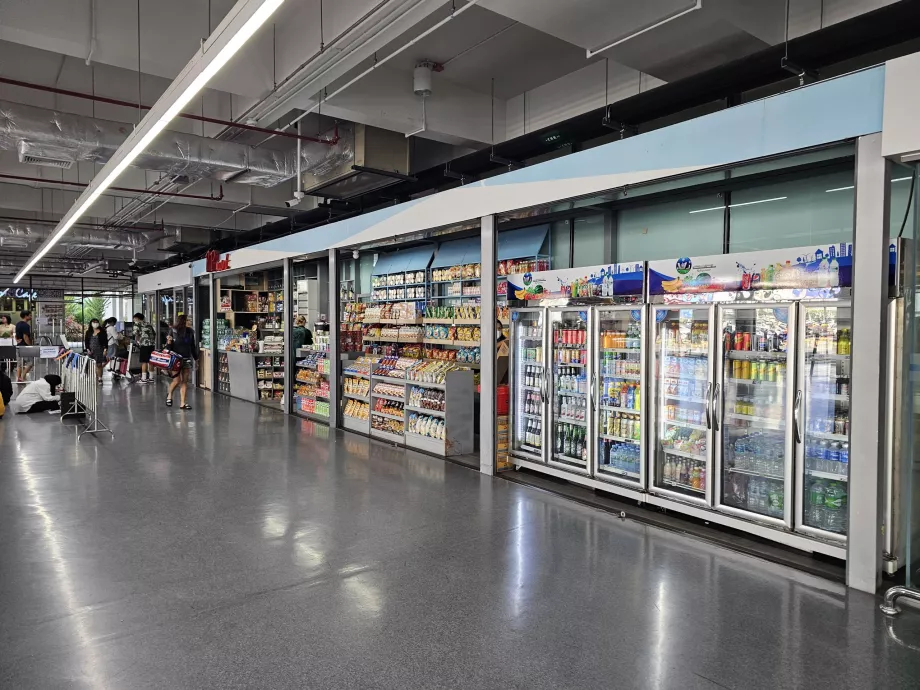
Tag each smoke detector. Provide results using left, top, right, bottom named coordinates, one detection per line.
left=413, top=61, right=440, bottom=97
left=17, top=141, right=75, bottom=169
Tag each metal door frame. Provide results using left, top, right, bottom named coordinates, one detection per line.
left=591, top=304, right=646, bottom=489
left=713, top=301, right=797, bottom=529
left=547, top=307, right=592, bottom=476
left=509, top=307, right=548, bottom=464
left=648, top=304, right=715, bottom=508
left=794, top=299, right=850, bottom=543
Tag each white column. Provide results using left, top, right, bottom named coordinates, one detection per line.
left=283, top=258, right=293, bottom=415
left=847, top=132, right=891, bottom=592
left=328, top=249, right=341, bottom=428
left=480, top=215, right=497, bottom=475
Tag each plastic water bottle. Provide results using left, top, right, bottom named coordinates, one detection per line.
left=824, top=482, right=847, bottom=533
left=808, top=480, right=826, bottom=528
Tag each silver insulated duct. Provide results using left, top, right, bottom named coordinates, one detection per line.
left=0, top=221, right=165, bottom=250
left=0, top=100, right=353, bottom=187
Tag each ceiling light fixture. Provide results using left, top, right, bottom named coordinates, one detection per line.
left=14, top=0, right=284, bottom=283
left=688, top=196, right=787, bottom=214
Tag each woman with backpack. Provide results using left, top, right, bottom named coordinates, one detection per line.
left=165, top=314, right=197, bottom=409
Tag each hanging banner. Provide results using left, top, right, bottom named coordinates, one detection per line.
left=647, top=243, right=853, bottom=296
left=506, top=262, right=644, bottom=301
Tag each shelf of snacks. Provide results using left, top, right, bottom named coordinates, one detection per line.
left=343, top=398, right=371, bottom=434
left=343, top=375, right=370, bottom=401
left=340, top=324, right=365, bottom=353
left=296, top=351, right=330, bottom=375
left=342, top=302, right=366, bottom=323
left=363, top=302, right=421, bottom=324
left=344, top=356, right=378, bottom=378
left=362, top=325, right=423, bottom=343
left=423, top=345, right=481, bottom=368
left=405, top=369, right=475, bottom=456
left=431, top=263, right=481, bottom=283
left=217, top=352, right=230, bottom=394
left=371, top=270, right=427, bottom=288
left=422, top=305, right=481, bottom=324
left=423, top=324, right=481, bottom=346
left=260, top=335, right=284, bottom=354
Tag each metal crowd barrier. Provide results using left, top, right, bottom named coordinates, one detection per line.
left=59, top=351, right=114, bottom=440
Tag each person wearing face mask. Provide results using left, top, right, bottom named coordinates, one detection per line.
left=85, top=320, right=106, bottom=382
left=132, top=313, right=156, bottom=384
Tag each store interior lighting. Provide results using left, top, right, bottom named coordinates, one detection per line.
left=14, top=0, right=284, bottom=283
left=688, top=197, right=787, bottom=214
left=825, top=176, right=912, bottom=193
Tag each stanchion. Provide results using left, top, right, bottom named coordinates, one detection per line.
left=58, top=351, right=114, bottom=439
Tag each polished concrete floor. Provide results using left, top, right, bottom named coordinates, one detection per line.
left=1, top=378, right=919, bottom=689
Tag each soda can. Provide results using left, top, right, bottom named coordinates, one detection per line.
left=767, top=362, right=776, bottom=382
left=742, top=331, right=751, bottom=351
left=734, top=332, right=743, bottom=351
left=733, top=360, right=742, bottom=379
left=741, top=360, right=751, bottom=380
left=834, top=415, right=845, bottom=435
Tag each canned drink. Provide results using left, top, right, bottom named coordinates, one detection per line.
left=757, top=332, right=767, bottom=351
left=742, top=331, right=752, bottom=351
left=734, top=332, right=743, bottom=351
left=834, top=415, right=846, bottom=435
left=837, top=380, right=849, bottom=397
left=767, top=362, right=776, bottom=382
left=733, top=360, right=743, bottom=379
left=741, top=360, right=751, bottom=380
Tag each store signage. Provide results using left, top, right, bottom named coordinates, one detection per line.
left=506, top=262, right=644, bottom=301
left=205, top=250, right=232, bottom=273
left=647, top=243, right=853, bottom=296
left=0, top=288, right=63, bottom=300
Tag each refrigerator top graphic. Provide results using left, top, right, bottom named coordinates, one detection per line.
left=506, top=262, right=644, bottom=302
left=648, top=244, right=853, bottom=298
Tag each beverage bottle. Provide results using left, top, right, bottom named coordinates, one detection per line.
left=581, top=429, right=588, bottom=462
left=808, top=480, right=826, bottom=528
left=823, top=482, right=846, bottom=533
left=634, top=383, right=641, bottom=411
left=563, top=425, right=571, bottom=456
left=839, top=442, right=849, bottom=477
left=626, top=384, right=635, bottom=409
left=633, top=418, right=641, bottom=441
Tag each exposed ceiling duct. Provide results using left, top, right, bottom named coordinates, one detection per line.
left=0, top=100, right=353, bottom=187
left=0, top=221, right=167, bottom=250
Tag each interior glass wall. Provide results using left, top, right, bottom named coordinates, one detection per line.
left=291, top=258, right=330, bottom=422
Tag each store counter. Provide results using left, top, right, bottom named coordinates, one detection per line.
left=219, top=350, right=284, bottom=403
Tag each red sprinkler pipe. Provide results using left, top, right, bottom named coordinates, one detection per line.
left=0, top=173, right=224, bottom=201
left=0, top=76, right=339, bottom=145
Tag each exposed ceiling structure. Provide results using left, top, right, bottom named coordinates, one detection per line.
left=0, top=0, right=912, bottom=285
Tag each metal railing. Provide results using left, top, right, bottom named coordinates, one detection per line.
left=58, top=351, right=114, bottom=439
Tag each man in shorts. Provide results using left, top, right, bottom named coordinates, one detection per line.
left=132, top=313, right=156, bottom=383
left=15, top=310, right=33, bottom=382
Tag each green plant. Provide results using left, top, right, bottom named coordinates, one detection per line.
left=64, top=296, right=110, bottom=327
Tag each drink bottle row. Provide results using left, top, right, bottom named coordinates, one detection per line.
left=806, top=405, right=849, bottom=435
left=804, top=439, right=849, bottom=476
left=600, top=354, right=640, bottom=377
left=805, top=328, right=851, bottom=355
left=600, top=323, right=641, bottom=350
left=522, top=365, right=544, bottom=388
left=601, top=381, right=640, bottom=410
left=554, top=327, right=586, bottom=345
left=664, top=355, right=708, bottom=380
left=523, top=419, right=543, bottom=449
left=600, top=409, right=640, bottom=440
left=557, top=367, right=587, bottom=393
left=730, top=432, right=785, bottom=477
left=599, top=439, right=640, bottom=475
left=557, top=395, right=588, bottom=422
left=806, top=479, right=848, bottom=533
left=729, top=359, right=787, bottom=382
left=523, top=392, right=543, bottom=415
left=725, top=475, right=784, bottom=518
left=659, top=322, right=709, bottom=354
left=724, top=328, right=787, bottom=353
left=662, top=456, right=707, bottom=491
left=556, top=422, right=588, bottom=461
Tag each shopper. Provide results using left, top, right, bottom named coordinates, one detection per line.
left=496, top=319, right=509, bottom=357
left=104, top=317, right=120, bottom=360
left=132, top=313, right=156, bottom=383
left=165, top=314, right=197, bottom=409
left=14, top=374, right=61, bottom=414
left=0, top=314, right=13, bottom=340
left=15, top=310, right=33, bottom=381
left=86, top=322, right=106, bottom=382
left=292, top=315, right=313, bottom=353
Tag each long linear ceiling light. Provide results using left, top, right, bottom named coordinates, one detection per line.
left=688, top=197, right=787, bottom=214
left=14, top=0, right=284, bottom=283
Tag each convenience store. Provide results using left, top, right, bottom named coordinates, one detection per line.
left=145, top=63, right=912, bottom=593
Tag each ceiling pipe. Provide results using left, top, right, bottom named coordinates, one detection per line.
left=0, top=173, right=224, bottom=201
left=0, top=76, right=338, bottom=145
left=0, top=214, right=164, bottom=233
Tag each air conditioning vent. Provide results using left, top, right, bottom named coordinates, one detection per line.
left=17, top=141, right=75, bottom=169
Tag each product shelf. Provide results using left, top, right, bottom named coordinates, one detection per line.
left=663, top=479, right=705, bottom=493
left=556, top=416, right=587, bottom=427
left=404, top=379, right=446, bottom=390
left=726, top=351, right=787, bottom=360
left=599, top=405, right=639, bottom=415
left=371, top=409, right=405, bottom=421
left=599, top=433, right=639, bottom=444
left=727, top=466, right=784, bottom=481
left=343, top=392, right=369, bottom=402
left=600, top=348, right=641, bottom=354
left=663, top=394, right=707, bottom=403
left=370, top=428, right=405, bottom=443
left=804, top=468, right=849, bottom=481
left=601, top=373, right=640, bottom=381
left=371, top=392, right=405, bottom=403
left=663, top=420, right=707, bottom=431
left=553, top=453, right=586, bottom=466
left=809, top=430, right=848, bottom=442
left=598, top=465, right=641, bottom=479
left=661, top=447, right=706, bottom=461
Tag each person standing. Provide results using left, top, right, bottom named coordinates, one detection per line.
left=104, top=317, right=120, bottom=360
left=292, top=315, right=313, bottom=353
left=132, top=313, right=156, bottom=383
left=0, top=363, right=12, bottom=419
left=86, top=321, right=106, bottom=382
left=165, top=314, right=197, bottom=409
left=0, top=314, right=14, bottom=340
left=13, top=374, right=62, bottom=413
left=15, top=310, right=33, bottom=382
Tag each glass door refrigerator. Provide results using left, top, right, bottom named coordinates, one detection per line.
left=594, top=307, right=645, bottom=488
left=509, top=308, right=548, bottom=463
left=714, top=304, right=796, bottom=527
left=548, top=308, right=592, bottom=474
left=795, top=302, right=851, bottom=541
left=650, top=307, right=714, bottom=506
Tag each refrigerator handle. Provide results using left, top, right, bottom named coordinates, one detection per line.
left=590, top=372, right=597, bottom=410
left=540, top=366, right=547, bottom=403
left=713, top=382, right=721, bottom=431
left=705, top=382, right=713, bottom=430
left=793, top=389, right=803, bottom=443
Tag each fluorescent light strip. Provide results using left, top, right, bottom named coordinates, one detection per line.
left=688, top=196, right=787, bottom=214
left=826, top=176, right=912, bottom=193
left=15, top=0, right=283, bottom=283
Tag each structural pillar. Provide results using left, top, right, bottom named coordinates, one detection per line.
left=283, top=258, right=293, bottom=415
left=328, top=249, right=341, bottom=428
left=480, top=215, right=497, bottom=475
left=848, top=132, right=890, bottom=592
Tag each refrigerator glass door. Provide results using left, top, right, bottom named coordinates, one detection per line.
left=798, top=303, right=851, bottom=538
left=510, top=309, right=546, bottom=462
left=549, top=309, right=590, bottom=472
left=718, top=305, right=794, bottom=524
left=651, top=307, right=712, bottom=504
left=595, top=307, right=644, bottom=486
